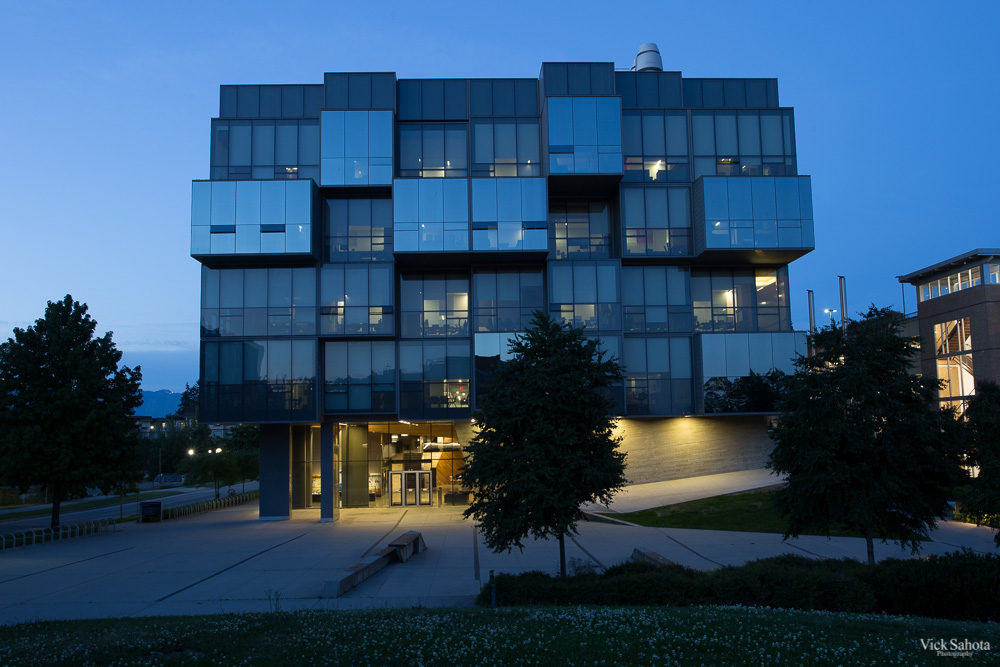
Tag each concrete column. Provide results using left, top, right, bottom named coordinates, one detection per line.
left=320, top=421, right=338, bottom=522
left=259, top=424, right=291, bottom=520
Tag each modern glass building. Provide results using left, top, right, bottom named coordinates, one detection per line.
left=191, top=45, right=813, bottom=520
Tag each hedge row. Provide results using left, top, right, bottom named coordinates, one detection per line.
left=477, top=551, right=1000, bottom=622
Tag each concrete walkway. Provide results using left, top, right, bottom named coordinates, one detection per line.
left=582, top=468, right=783, bottom=514
left=0, top=470, right=997, bottom=625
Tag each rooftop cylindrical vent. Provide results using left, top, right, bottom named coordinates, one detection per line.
left=632, top=43, right=663, bottom=72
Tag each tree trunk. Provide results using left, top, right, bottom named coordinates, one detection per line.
left=50, top=482, right=61, bottom=529
left=864, top=527, right=875, bottom=566
left=558, top=532, right=566, bottom=577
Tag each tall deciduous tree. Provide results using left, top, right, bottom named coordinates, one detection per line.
left=958, top=381, right=1000, bottom=545
left=0, top=296, right=143, bottom=527
left=460, top=312, right=626, bottom=577
left=768, top=306, right=964, bottom=565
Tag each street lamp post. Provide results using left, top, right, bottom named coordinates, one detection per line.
left=824, top=308, right=838, bottom=328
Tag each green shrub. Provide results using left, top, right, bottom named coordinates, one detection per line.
left=864, top=550, right=1000, bottom=622
left=707, top=555, right=874, bottom=613
left=480, top=551, right=1000, bottom=622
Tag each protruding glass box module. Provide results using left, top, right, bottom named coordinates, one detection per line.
left=320, top=111, right=393, bottom=186
left=393, top=179, right=469, bottom=252
left=191, top=180, right=315, bottom=257
left=471, top=178, right=547, bottom=251
left=691, top=176, right=814, bottom=258
left=547, top=97, right=622, bottom=175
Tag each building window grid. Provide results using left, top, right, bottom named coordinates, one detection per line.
left=473, top=269, right=545, bottom=333
left=319, top=264, right=394, bottom=336
left=691, top=268, right=789, bottom=333
left=201, top=267, right=316, bottom=338
left=202, top=339, right=316, bottom=423
left=621, top=186, right=692, bottom=257
left=471, top=118, right=541, bottom=177
left=919, top=265, right=991, bottom=302
left=196, top=70, right=809, bottom=427
left=622, top=266, right=692, bottom=333
left=933, top=317, right=974, bottom=406
left=401, top=275, right=470, bottom=338
left=399, top=340, right=472, bottom=418
left=326, top=198, right=393, bottom=262
left=623, top=336, right=694, bottom=416
left=549, top=201, right=611, bottom=260
left=323, top=341, right=396, bottom=413
left=398, top=123, right=468, bottom=178
left=548, top=261, right=621, bottom=331
left=211, top=119, right=320, bottom=182
left=547, top=96, right=623, bottom=175
left=691, top=110, right=796, bottom=180
left=621, top=110, right=690, bottom=183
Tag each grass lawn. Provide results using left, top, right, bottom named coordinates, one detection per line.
left=0, top=606, right=996, bottom=665
left=607, top=486, right=861, bottom=537
left=0, top=490, right=182, bottom=522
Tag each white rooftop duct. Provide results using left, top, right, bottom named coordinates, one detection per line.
left=631, top=43, right=663, bottom=72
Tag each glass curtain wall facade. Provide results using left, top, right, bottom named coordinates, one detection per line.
left=192, top=57, right=814, bottom=519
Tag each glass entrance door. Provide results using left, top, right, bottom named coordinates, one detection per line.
left=390, top=470, right=432, bottom=506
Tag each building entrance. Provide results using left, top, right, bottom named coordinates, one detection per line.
left=335, top=421, right=468, bottom=508
left=390, top=470, right=433, bottom=506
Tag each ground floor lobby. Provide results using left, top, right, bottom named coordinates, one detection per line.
left=259, top=414, right=778, bottom=521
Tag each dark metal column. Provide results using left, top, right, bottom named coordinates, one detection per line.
left=258, top=424, right=291, bottom=520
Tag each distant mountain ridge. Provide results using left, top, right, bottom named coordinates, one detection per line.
left=138, top=390, right=182, bottom=418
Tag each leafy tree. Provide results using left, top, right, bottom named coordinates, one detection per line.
left=958, top=381, right=1000, bottom=545
left=460, top=312, right=627, bottom=577
left=768, top=306, right=965, bottom=565
left=179, top=446, right=237, bottom=499
left=179, top=425, right=234, bottom=497
left=0, top=296, right=143, bottom=527
left=175, top=381, right=199, bottom=421
left=141, top=421, right=191, bottom=481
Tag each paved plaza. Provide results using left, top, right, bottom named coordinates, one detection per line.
left=1, top=469, right=997, bottom=625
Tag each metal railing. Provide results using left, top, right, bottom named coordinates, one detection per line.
left=163, top=490, right=259, bottom=520
left=1, top=490, right=260, bottom=553
left=1, top=517, right=116, bottom=552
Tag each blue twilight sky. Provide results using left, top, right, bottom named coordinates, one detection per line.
left=1, top=1, right=997, bottom=393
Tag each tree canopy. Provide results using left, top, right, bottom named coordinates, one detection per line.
left=176, top=381, right=199, bottom=420
left=958, top=381, right=1000, bottom=545
left=0, top=296, right=143, bottom=527
left=460, top=312, right=626, bottom=576
left=768, top=306, right=964, bottom=564
left=178, top=424, right=259, bottom=496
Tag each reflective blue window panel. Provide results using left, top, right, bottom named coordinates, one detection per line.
left=192, top=180, right=314, bottom=256
left=394, top=179, right=469, bottom=252
left=692, top=176, right=813, bottom=253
